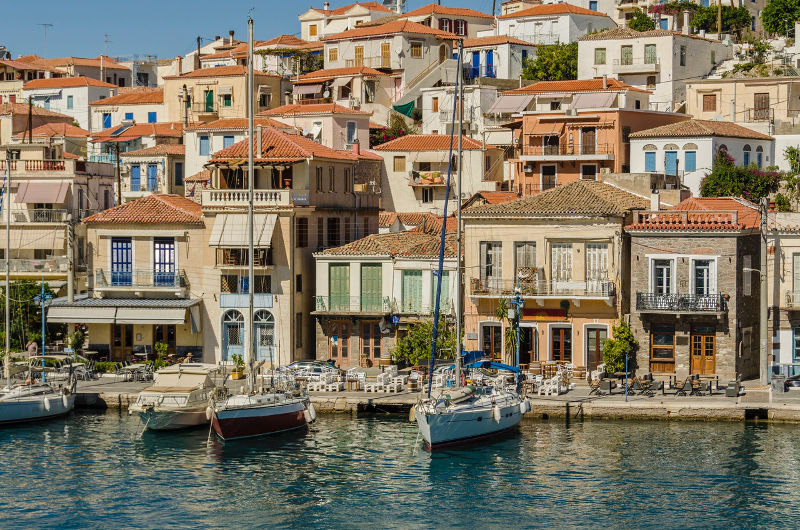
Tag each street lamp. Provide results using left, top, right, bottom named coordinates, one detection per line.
left=33, top=286, right=53, bottom=382
left=509, top=286, right=524, bottom=368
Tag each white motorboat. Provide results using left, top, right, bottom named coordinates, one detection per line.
left=129, top=363, right=220, bottom=431
left=0, top=355, right=77, bottom=425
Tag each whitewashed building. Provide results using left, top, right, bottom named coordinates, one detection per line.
left=400, top=3, right=495, bottom=38
left=89, top=87, right=166, bottom=132
left=299, top=1, right=395, bottom=41
left=459, top=35, right=538, bottom=81
left=23, top=76, right=118, bottom=131
left=493, top=3, right=617, bottom=46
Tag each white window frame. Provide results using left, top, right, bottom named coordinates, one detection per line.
left=647, top=256, right=676, bottom=295
left=580, top=163, right=598, bottom=180
left=689, top=257, right=718, bottom=296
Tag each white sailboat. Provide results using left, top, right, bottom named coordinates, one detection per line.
left=0, top=356, right=76, bottom=425
left=413, top=40, right=527, bottom=449
left=210, top=17, right=314, bottom=441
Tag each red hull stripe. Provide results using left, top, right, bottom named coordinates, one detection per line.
left=212, top=408, right=307, bottom=440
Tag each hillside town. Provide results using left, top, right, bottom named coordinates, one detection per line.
left=3, top=0, right=800, bottom=390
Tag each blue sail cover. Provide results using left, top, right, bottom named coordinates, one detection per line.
left=465, top=361, right=520, bottom=374
left=461, top=350, right=485, bottom=365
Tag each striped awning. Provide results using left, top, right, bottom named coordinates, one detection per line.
left=208, top=213, right=277, bottom=248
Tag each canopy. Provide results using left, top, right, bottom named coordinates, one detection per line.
left=465, top=361, right=520, bottom=374
left=116, top=307, right=187, bottom=325
left=292, top=84, right=322, bottom=95
left=571, top=92, right=616, bottom=110
left=392, top=101, right=414, bottom=118
left=487, top=94, right=534, bottom=114
left=48, top=306, right=116, bottom=323
left=461, top=350, right=485, bottom=365
left=0, top=228, right=65, bottom=250
left=528, top=121, right=564, bottom=136
left=209, top=213, right=277, bottom=248
left=331, top=76, right=352, bottom=88
left=15, top=180, right=70, bottom=204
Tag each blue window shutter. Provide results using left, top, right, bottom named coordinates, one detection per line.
left=660, top=18, right=668, bottom=30
left=645, top=152, right=656, bottom=172
left=66, top=96, right=73, bottom=109
left=757, top=152, right=763, bottom=168
left=148, top=111, right=157, bottom=123
left=589, top=0, right=598, bottom=10
left=124, top=112, right=133, bottom=120
left=685, top=151, right=696, bottom=172
left=521, top=49, right=528, bottom=62
left=175, top=162, right=184, bottom=186
left=200, top=136, right=210, bottom=156
left=44, top=99, right=50, bottom=110
left=743, top=152, right=750, bottom=166
left=102, top=113, right=111, bottom=129
left=665, top=151, right=678, bottom=175
left=130, top=165, right=140, bottom=190
left=223, top=135, right=234, bottom=149
left=110, top=238, right=132, bottom=286
left=147, top=163, right=158, bottom=191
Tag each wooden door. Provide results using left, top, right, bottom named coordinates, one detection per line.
left=581, top=127, right=596, bottom=155
left=754, top=93, right=769, bottom=120
left=586, top=327, right=607, bottom=371
left=112, top=324, right=133, bottom=361
left=691, top=329, right=716, bottom=375
left=329, top=321, right=350, bottom=364
left=551, top=327, right=572, bottom=362
left=361, top=321, right=382, bottom=367
left=519, top=326, right=536, bottom=364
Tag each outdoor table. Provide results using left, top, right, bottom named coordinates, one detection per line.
left=698, top=374, right=720, bottom=392
left=522, top=380, right=537, bottom=396
left=652, top=372, right=677, bottom=388
left=346, top=379, right=360, bottom=391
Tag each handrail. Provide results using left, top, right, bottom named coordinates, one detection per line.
left=636, top=292, right=726, bottom=312
left=96, top=268, right=188, bottom=288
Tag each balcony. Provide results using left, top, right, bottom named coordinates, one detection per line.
left=216, top=248, right=273, bottom=268
left=200, top=189, right=309, bottom=208
left=89, top=153, right=117, bottom=164
left=396, top=298, right=454, bottom=315
left=192, top=101, right=217, bottom=117
left=95, top=268, right=188, bottom=294
left=636, top=293, right=727, bottom=314
left=745, top=107, right=773, bottom=122
left=5, top=257, right=70, bottom=276
left=219, top=293, right=274, bottom=309
left=438, top=107, right=473, bottom=123
left=12, top=209, right=67, bottom=224
left=506, top=34, right=559, bottom=46
left=410, top=170, right=447, bottom=187
left=612, top=58, right=661, bottom=74
left=344, top=57, right=391, bottom=69
left=314, top=295, right=391, bottom=314
left=521, top=143, right=615, bottom=161
left=785, top=291, right=800, bottom=309
left=470, top=278, right=616, bottom=305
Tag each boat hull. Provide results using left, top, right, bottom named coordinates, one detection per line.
left=0, top=393, right=75, bottom=425
left=135, top=407, right=209, bottom=431
left=415, top=398, right=524, bottom=450
left=212, top=399, right=307, bottom=440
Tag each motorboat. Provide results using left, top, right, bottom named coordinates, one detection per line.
left=414, top=361, right=530, bottom=450
left=210, top=390, right=314, bottom=440
left=0, top=355, right=76, bottom=425
left=128, top=363, right=220, bottom=431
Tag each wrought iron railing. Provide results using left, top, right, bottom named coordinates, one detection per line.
left=12, top=209, right=68, bottom=223
left=522, top=143, right=615, bottom=157
left=785, top=291, right=800, bottom=308
left=470, top=278, right=616, bottom=297
left=745, top=107, right=773, bottom=122
left=216, top=248, right=273, bottom=267
left=636, top=292, right=726, bottom=312
left=96, top=268, right=188, bottom=288
left=315, top=295, right=391, bottom=313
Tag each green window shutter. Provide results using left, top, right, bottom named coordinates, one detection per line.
left=361, top=264, right=382, bottom=312
left=402, top=270, right=422, bottom=312
left=329, top=264, right=350, bottom=311
left=433, top=270, right=450, bottom=312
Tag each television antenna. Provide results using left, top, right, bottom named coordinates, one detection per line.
left=37, top=23, right=53, bottom=57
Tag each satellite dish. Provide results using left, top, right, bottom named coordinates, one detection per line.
left=323, top=89, right=331, bottom=98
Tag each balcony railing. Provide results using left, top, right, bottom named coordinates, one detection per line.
left=611, top=57, right=661, bottom=74
left=396, top=298, right=454, bottom=315
left=216, top=248, right=273, bottom=267
left=745, top=107, right=774, bottom=122
left=12, top=209, right=67, bottom=223
left=470, top=278, right=616, bottom=298
left=344, top=57, right=391, bottom=69
left=439, top=107, right=473, bottom=123
left=522, top=143, right=615, bottom=157
left=636, top=292, right=727, bottom=312
left=89, top=153, right=117, bottom=164
left=315, top=295, right=391, bottom=313
left=201, top=189, right=309, bottom=207
left=631, top=210, right=739, bottom=228
left=192, top=101, right=217, bottom=115
left=95, top=268, right=188, bottom=289
left=506, top=34, right=559, bottom=46
left=0, top=160, right=67, bottom=171
left=0, top=160, right=17, bottom=171
left=297, top=97, right=332, bottom=105
left=6, top=257, right=70, bottom=274
left=785, top=291, right=800, bottom=309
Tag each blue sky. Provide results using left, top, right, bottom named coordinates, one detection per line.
left=0, top=0, right=498, bottom=60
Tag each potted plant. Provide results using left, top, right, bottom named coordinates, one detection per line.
left=153, top=341, right=169, bottom=370
left=231, top=353, right=245, bottom=380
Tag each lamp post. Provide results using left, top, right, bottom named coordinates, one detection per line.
left=33, top=282, right=53, bottom=383
left=509, top=286, right=524, bottom=368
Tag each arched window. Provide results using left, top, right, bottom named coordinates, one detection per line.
left=682, top=143, right=698, bottom=150
left=222, top=310, right=244, bottom=362
left=743, top=144, right=752, bottom=151
left=718, top=144, right=728, bottom=153
left=664, top=143, right=679, bottom=151
left=756, top=145, right=763, bottom=152
left=643, top=144, right=658, bottom=151
left=743, top=144, right=752, bottom=166
left=224, top=309, right=244, bottom=323
left=254, top=310, right=274, bottom=324
left=756, top=145, right=764, bottom=168
left=253, top=310, right=275, bottom=362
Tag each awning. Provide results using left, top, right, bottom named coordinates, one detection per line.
left=218, top=85, right=233, bottom=95
left=292, top=83, right=322, bottom=95
left=0, top=229, right=65, bottom=250
left=331, top=76, right=352, bottom=88
left=48, top=306, right=116, bottom=324
left=257, top=85, right=272, bottom=94
left=116, top=307, right=187, bottom=325
left=15, top=181, right=70, bottom=204
left=487, top=94, right=535, bottom=114
left=571, top=92, right=616, bottom=110
left=528, top=121, right=565, bottom=136
left=209, top=213, right=277, bottom=248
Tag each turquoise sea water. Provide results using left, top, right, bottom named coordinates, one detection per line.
left=1, top=411, right=799, bottom=528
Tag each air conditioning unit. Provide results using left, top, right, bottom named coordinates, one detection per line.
left=523, top=164, right=534, bottom=173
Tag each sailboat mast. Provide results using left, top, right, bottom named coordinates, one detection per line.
left=455, top=39, right=463, bottom=388
left=247, top=16, right=255, bottom=393
left=4, top=152, right=10, bottom=389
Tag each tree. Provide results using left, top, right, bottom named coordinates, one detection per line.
left=521, top=42, right=578, bottom=82
left=700, top=148, right=782, bottom=201
left=370, top=110, right=418, bottom=147
left=628, top=9, right=655, bottom=31
left=601, top=320, right=638, bottom=375
left=762, top=0, right=800, bottom=37
left=691, top=5, right=752, bottom=35
left=0, top=280, right=64, bottom=352
left=391, top=317, right=457, bottom=367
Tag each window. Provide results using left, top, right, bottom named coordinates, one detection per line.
left=364, top=80, right=376, bottom=103
left=580, top=164, right=597, bottom=180
left=362, top=322, right=382, bottom=362
left=586, top=243, right=609, bottom=284
left=354, top=45, right=364, bottom=66
left=594, top=48, right=606, bottom=65
left=589, top=0, right=598, bottom=9
left=111, top=237, right=133, bottom=286
left=327, top=217, right=340, bottom=247
left=622, top=126, right=631, bottom=143
left=296, top=274, right=303, bottom=293
left=329, top=263, right=350, bottom=310
left=743, top=144, right=751, bottom=166
left=410, top=41, right=423, bottom=58
left=361, top=264, right=383, bottom=312
left=550, top=243, right=572, bottom=288
left=401, top=270, right=423, bottom=312
left=703, top=94, right=717, bottom=112
left=756, top=145, right=763, bottom=169
left=153, top=237, right=176, bottom=286
left=650, top=325, right=675, bottom=366
left=344, top=217, right=351, bottom=243
left=316, top=166, right=323, bottom=191
left=309, top=24, right=317, bottom=37
left=432, top=97, right=439, bottom=113
left=329, top=321, right=350, bottom=359
left=344, top=168, right=351, bottom=193
left=693, top=259, right=713, bottom=296
left=148, top=111, right=157, bottom=123
left=222, top=94, right=232, bottom=107
left=743, top=255, right=752, bottom=296
left=223, top=135, right=234, bottom=149
left=514, top=242, right=536, bottom=279
left=439, top=18, right=451, bottom=32
left=421, top=188, right=434, bottom=203
left=644, top=44, right=657, bottom=64
left=124, top=112, right=133, bottom=120
left=66, top=96, right=74, bottom=109
left=480, top=241, right=502, bottom=290
left=550, top=101, right=561, bottom=111
left=328, top=48, right=338, bottom=62
left=393, top=156, right=406, bottom=172
left=346, top=121, right=357, bottom=144
left=653, top=259, right=672, bottom=295
left=522, top=49, right=528, bottom=63
left=685, top=151, right=696, bottom=171
left=328, top=167, right=335, bottom=192
left=646, top=75, right=656, bottom=89
left=680, top=46, right=686, bottom=66
left=317, top=217, right=324, bottom=247
left=175, top=162, right=184, bottom=186
left=297, top=217, right=308, bottom=248
left=102, top=113, right=111, bottom=129
left=296, top=313, right=303, bottom=349
left=621, top=45, right=633, bottom=66
left=130, top=164, right=141, bottom=191
left=751, top=16, right=756, bottom=31
left=199, top=135, right=210, bottom=156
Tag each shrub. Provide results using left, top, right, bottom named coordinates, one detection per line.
left=602, top=320, right=638, bottom=374
left=95, top=361, right=117, bottom=373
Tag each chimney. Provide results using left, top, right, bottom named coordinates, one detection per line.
left=215, top=35, right=221, bottom=41
left=650, top=190, right=660, bottom=211
left=229, top=30, right=235, bottom=44
left=683, top=11, right=690, bottom=35
left=352, top=138, right=360, bottom=156
left=176, top=56, right=183, bottom=76
left=602, top=74, right=607, bottom=90
left=323, top=1, right=330, bottom=10
left=257, top=125, right=263, bottom=158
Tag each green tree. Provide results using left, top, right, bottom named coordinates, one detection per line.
left=370, top=110, right=418, bottom=147
left=740, top=35, right=773, bottom=64
left=521, top=42, right=578, bottom=82
left=0, top=280, right=64, bottom=351
left=762, top=0, right=800, bottom=37
left=700, top=148, right=782, bottom=201
left=391, top=317, right=457, bottom=367
left=691, top=5, right=752, bottom=35
left=601, top=320, right=638, bottom=375
left=628, top=9, right=655, bottom=31
left=495, top=299, right=517, bottom=354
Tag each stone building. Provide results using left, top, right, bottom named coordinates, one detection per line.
left=626, top=197, right=761, bottom=380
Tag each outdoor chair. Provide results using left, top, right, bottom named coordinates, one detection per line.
left=599, top=379, right=616, bottom=395
left=725, top=378, right=741, bottom=398
left=588, top=376, right=603, bottom=396
left=674, top=377, right=691, bottom=396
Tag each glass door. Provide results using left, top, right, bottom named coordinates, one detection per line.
left=153, top=237, right=175, bottom=286
left=482, top=324, right=502, bottom=361
left=691, top=327, right=716, bottom=375
left=551, top=327, right=572, bottom=362
left=111, top=237, right=132, bottom=286
left=586, top=327, right=607, bottom=371
left=153, top=324, right=176, bottom=356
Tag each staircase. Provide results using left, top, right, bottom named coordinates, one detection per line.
left=394, top=58, right=457, bottom=108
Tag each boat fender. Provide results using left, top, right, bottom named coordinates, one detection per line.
left=493, top=404, right=501, bottom=423
left=520, top=399, right=530, bottom=415
left=43, top=396, right=51, bottom=412
left=303, top=408, right=312, bottom=424
left=308, top=403, right=316, bottom=423
left=408, top=405, right=416, bottom=423
left=62, top=394, right=69, bottom=409
left=205, top=406, right=213, bottom=421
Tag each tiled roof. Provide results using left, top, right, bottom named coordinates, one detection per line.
left=261, top=103, right=372, bottom=116
left=83, top=194, right=203, bottom=225
left=321, top=19, right=458, bottom=41
left=309, top=1, right=392, bottom=16
left=402, top=4, right=494, bottom=19
left=464, top=180, right=649, bottom=217
left=317, top=231, right=457, bottom=258
left=12, top=122, right=89, bottom=139
left=24, top=76, right=117, bottom=89
left=505, top=77, right=649, bottom=94
left=120, top=144, right=185, bottom=157
left=185, top=169, right=212, bottom=182
left=409, top=215, right=457, bottom=234
left=379, top=211, right=439, bottom=227
left=0, top=58, right=50, bottom=71
left=579, top=26, right=715, bottom=42
left=626, top=197, right=760, bottom=231
left=33, top=56, right=129, bottom=70
left=0, top=102, right=73, bottom=119
left=164, top=65, right=278, bottom=79
left=89, top=87, right=163, bottom=106
left=262, top=35, right=315, bottom=47
left=462, top=35, right=536, bottom=48
left=358, top=149, right=383, bottom=161
left=629, top=119, right=773, bottom=140
left=500, top=3, right=612, bottom=18
left=209, top=126, right=359, bottom=162
left=49, top=296, right=201, bottom=309
left=297, top=66, right=389, bottom=82
left=462, top=190, right=520, bottom=209
left=186, top=116, right=296, bottom=131
left=372, top=134, right=488, bottom=151
left=91, top=122, right=183, bottom=142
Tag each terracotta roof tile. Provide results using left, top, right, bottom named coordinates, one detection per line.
left=462, top=190, right=520, bottom=209
left=261, top=103, right=372, bottom=117
left=165, top=65, right=278, bottom=79
left=625, top=197, right=760, bottom=231
left=317, top=231, right=457, bottom=258
left=505, top=77, right=649, bottom=94
left=24, top=76, right=117, bottom=89
left=90, top=122, right=184, bottom=143
left=309, top=1, right=392, bottom=16
left=12, top=122, right=89, bottom=139
left=185, top=169, right=212, bottom=182
left=89, top=87, right=163, bottom=106
left=402, top=4, right=493, bottom=19
left=0, top=58, right=51, bottom=71
left=464, top=180, right=649, bottom=217
left=500, top=3, right=612, bottom=18
left=321, top=19, right=458, bottom=41
left=462, top=35, right=537, bottom=47
left=84, top=194, right=203, bottom=225
left=120, top=144, right=185, bottom=157
left=186, top=116, right=296, bottom=131
left=629, top=119, right=773, bottom=140
left=209, top=126, right=359, bottom=162
left=296, top=66, right=389, bottom=82
left=33, top=56, right=129, bottom=70
left=579, top=26, right=717, bottom=42
left=372, top=134, right=489, bottom=151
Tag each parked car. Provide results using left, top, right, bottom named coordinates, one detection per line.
left=784, top=374, right=800, bottom=391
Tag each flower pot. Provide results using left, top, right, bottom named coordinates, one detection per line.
left=231, top=369, right=245, bottom=380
